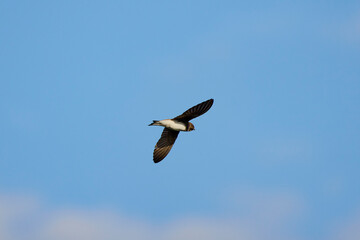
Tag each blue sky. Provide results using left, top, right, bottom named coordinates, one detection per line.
left=1, top=1, right=360, bottom=239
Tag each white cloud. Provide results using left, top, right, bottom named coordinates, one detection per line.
left=0, top=190, right=305, bottom=240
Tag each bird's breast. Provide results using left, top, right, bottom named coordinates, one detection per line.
left=158, top=119, right=187, bottom=131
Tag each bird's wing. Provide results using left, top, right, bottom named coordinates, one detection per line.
left=174, top=99, right=214, bottom=122
left=153, top=128, right=180, bottom=163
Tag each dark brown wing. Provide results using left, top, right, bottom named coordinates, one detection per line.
left=153, top=128, right=180, bottom=163
left=174, top=99, right=214, bottom=122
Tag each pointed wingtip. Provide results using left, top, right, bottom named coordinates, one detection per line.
left=205, top=98, right=214, bottom=104
left=153, top=156, right=162, bottom=163
left=205, top=98, right=214, bottom=107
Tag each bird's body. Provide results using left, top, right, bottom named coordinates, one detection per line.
left=150, top=119, right=187, bottom=131
left=149, top=98, right=214, bottom=163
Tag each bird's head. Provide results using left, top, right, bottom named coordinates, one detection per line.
left=188, top=122, right=195, bottom=131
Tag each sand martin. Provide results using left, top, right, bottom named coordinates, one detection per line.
left=149, top=98, right=214, bottom=163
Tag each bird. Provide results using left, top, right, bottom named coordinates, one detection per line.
left=149, top=98, right=214, bottom=163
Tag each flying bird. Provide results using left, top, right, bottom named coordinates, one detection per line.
left=149, top=98, right=214, bottom=163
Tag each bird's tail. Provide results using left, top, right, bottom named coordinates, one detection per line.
left=148, top=120, right=160, bottom=126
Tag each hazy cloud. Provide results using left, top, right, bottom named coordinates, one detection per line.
left=0, top=190, right=306, bottom=240
left=256, top=137, right=313, bottom=163
left=325, top=10, right=360, bottom=45
left=332, top=208, right=360, bottom=240
left=4, top=191, right=360, bottom=240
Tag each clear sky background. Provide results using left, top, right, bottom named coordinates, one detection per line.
left=1, top=1, right=360, bottom=240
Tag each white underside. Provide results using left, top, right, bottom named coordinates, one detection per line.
left=158, top=119, right=186, bottom=131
